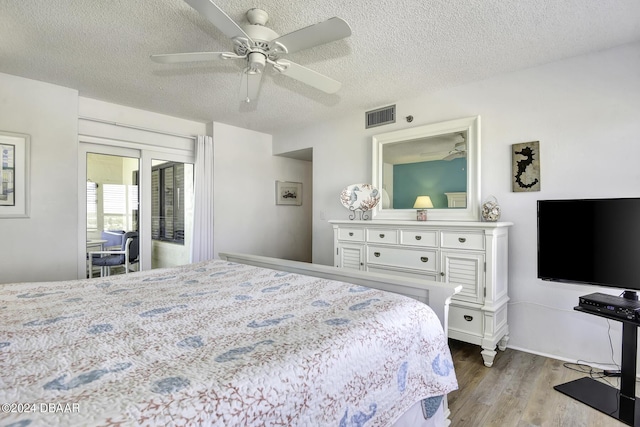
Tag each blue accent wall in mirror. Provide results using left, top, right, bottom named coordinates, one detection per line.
left=393, top=157, right=467, bottom=209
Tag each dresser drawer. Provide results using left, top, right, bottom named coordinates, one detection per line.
left=338, top=228, right=364, bottom=242
left=449, top=305, right=483, bottom=337
left=367, top=246, right=436, bottom=272
left=400, top=230, right=438, bottom=247
left=367, top=265, right=438, bottom=282
left=441, top=231, right=484, bottom=250
left=366, top=229, right=398, bottom=244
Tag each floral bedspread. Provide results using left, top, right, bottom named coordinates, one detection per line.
left=0, top=259, right=457, bottom=426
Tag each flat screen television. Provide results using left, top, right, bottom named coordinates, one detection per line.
left=537, top=197, right=640, bottom=293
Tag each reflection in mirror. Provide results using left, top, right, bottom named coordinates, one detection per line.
left=372, top=116, right=480, bottom=221
left=382, top=131, right=467, bottom=209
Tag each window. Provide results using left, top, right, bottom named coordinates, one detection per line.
left=152, top=162, right=185, bottom=244
left=103, top=183, right=138, bottom=231
left=86, top=181, right=98, bottom=231
left=86, top=182, right=138, bottom=232
left=86, top=153, right=139, bottom=234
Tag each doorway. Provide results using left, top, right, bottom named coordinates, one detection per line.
left=86, top=152, right=139, bottom=277
left=79, top=143, right=194, bottom=277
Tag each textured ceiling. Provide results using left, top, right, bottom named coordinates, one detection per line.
left=1, top=0, right=639, bottom=135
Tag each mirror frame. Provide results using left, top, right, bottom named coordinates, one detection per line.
left=372, top=115, right=481, bottom=221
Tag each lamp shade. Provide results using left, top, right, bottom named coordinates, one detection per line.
left=413, top=196, right=434, bottom=209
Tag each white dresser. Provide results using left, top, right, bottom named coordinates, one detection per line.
left=330, top=219, right=512, bottom=367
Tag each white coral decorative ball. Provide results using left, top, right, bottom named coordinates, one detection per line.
left=482, top=197, right=501, bottom=222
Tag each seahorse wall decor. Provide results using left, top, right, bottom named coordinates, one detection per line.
left=512, top=141, right=541, bottom=192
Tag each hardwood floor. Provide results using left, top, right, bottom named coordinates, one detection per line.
left=447, top=339, right=628, bottom=426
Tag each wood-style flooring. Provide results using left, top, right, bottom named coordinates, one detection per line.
left=447, top=339, right=629, bottom=426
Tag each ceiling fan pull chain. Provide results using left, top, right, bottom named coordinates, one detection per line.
left=244, top=69, right=251, bottom=103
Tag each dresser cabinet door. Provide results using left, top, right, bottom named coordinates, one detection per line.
left=337, top=243, right=365, bottom=270
left=441, top=251, right=485, bottom=304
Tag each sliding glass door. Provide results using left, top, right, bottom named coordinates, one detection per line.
left=79, top=143, right=194, bottom=277
left=149, top=158, right=194, bottom=269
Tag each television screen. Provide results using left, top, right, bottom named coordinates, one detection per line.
left=537, top=198, right=640, bottom=291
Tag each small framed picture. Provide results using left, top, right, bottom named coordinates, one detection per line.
left=0, top=131, right=30, bottom=218
left=275, top=181, right=302, bottom=206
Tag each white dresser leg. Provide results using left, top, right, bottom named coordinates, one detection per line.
left=498, top=334, right=509, bottom=351
left=481, top=347, right=497, bottom=367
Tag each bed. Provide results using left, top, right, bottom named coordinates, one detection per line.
left=0, top=253, right=460, bottom=427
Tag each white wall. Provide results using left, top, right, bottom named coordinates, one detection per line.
left=272, top=42, right=640, bottom=366
left=0, top=73, right=79, bottom=283
left=213, top=122, right=312, bottom=262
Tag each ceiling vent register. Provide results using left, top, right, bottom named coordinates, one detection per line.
left=365, top=105, right=396, bottom=129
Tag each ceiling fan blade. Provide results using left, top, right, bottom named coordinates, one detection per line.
left=184, top=0, right=251, bottom=41
left=274, top=60, right=341, bottom=94
left=271, top=17, right=351, bottom=54
left=239, top=70, right=263, bottom=103
left=150, top=52, right=238, bottom=63
left=443, top=152, right=465, bottom=161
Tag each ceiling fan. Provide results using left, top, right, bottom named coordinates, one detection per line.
left=151, top=0, right=352, bottom=103
left=443, top=134, right=467, bottom=161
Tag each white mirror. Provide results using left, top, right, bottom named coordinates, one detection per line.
left=372, top=116, right=480, bottom=221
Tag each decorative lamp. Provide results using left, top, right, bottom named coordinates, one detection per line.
left=413, top=196, right=434, bottom=221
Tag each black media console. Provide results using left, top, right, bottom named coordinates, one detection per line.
left=554, top=293, right=640, bottom=426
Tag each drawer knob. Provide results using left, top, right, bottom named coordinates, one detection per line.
left=464, top=315, right=473, bottom=322
left=374, top=252, right=381, bottom=257
left=415, top=235, right=422, bottom=241
left=440, top=272, right=445, bottom=277
left=420, top=256, right=429, bottom=263
left=458, top=237, right=467, bottom=243
left=349, top=232, right=354, bottom=236
left=379, top=233, right=385, bottom=238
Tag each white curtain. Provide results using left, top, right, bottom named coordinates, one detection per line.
left=190, top=135, right=214, bottom=262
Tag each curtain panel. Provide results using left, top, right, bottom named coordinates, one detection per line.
left=190, top=135, right=214, bottom=262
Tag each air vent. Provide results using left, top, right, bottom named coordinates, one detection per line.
left=365, top=105, right=396, bottom=129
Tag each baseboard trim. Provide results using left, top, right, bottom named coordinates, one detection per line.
left=505, top=344, right=621, bottom=373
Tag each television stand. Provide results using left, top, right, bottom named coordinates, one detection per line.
left=555, top=294, right=640, bottom=426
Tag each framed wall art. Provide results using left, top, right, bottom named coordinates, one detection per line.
left=512, top=141, right=540, bottom=192
left=0, top=131, right=31, bottom=218
left=275, top=181, right=302, bottom=206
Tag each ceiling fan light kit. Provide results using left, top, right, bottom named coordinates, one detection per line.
left=151, top=0, right=352, bottom=103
